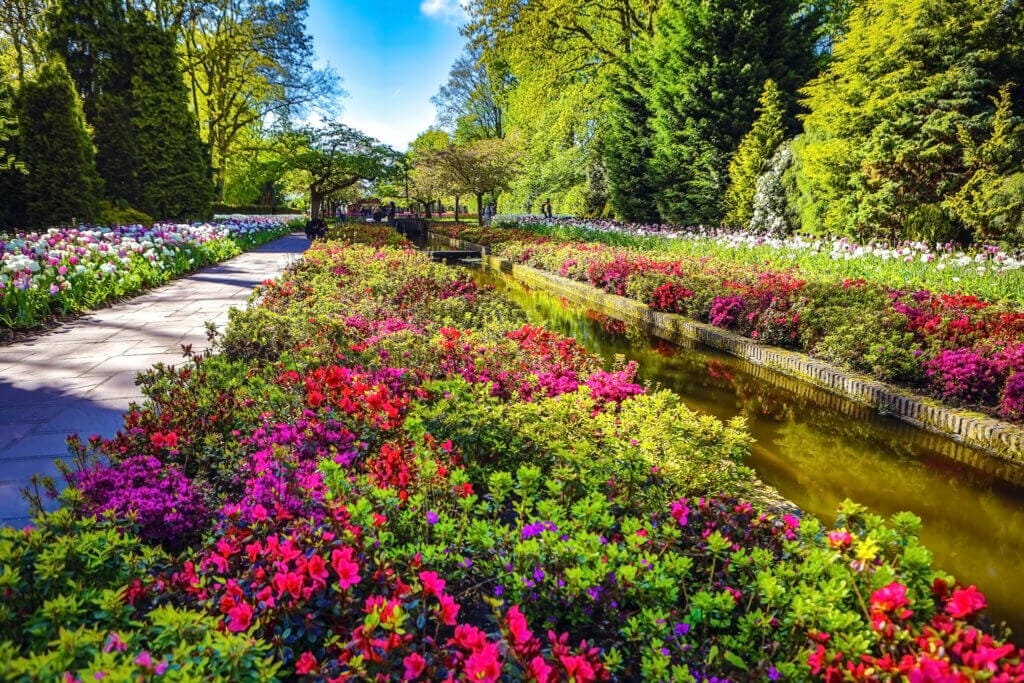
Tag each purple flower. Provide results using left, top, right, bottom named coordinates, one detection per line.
left=768, top=666, right=780, bottom=681
left=674, top=622, right=690, bottom=637
left=426, top=510, right=439, bottom=526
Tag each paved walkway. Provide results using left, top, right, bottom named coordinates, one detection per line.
left=0, top=233, right=309, bottom=526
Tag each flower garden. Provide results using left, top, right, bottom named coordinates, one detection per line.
left=3, top=223, right=1022, bottom=682
left=0, top=217, right=294, bottom=334
left=436, top=218, right=1024, bottom=426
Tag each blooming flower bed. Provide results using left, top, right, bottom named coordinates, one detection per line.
left=0, top=216, right=294, bottom=332
left=489, top=216, right=1024, bottom=304
left=435, top=221, right=1024, bottom=423
left=3, top=225, right=1022, bottom=681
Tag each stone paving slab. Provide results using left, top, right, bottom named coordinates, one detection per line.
left=0, top=233, right=308, bottom=526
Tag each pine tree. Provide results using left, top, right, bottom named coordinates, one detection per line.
left=16, top=60, right=101, bottom=227
left=649, top=0, right=819, bottom=226
left=723, top=80, right=787, bottom=229
left=126, top=14, right=211, bottom=219
left=604, top=47, right=661, bottom=223
left=794, top=0, right=1022, bottom=240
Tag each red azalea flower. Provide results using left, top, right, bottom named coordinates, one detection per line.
left=226, top=601, right=253, bottom=633
left=439, top=593, right=460, bottom=626
left=403, top=652, right=427, bottom=680
left=945, top=585, right=987, bottom=619
left=871, top=581, right=910, bottom=614
left=295, top=651, right=317, bottom=675
left=464, top=643, right=502, bottom=683
left=419, top=571, right=446, bottom=598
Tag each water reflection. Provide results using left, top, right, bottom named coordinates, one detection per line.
left=472, top=267, right=1024, bottom=640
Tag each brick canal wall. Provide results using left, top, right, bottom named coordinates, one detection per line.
left=431, top=235, right=1024, bottom=474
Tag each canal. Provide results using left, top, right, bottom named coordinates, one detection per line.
left=469, top=264, right=1024, bottom=640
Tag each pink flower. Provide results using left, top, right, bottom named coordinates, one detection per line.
left=870, top=581, right=910, bottom=614
left=463, top=642, right=502, bottom=683
left=295, top=651, right=318, bottom=675
left=439, top=593, right=460, bottom=626
left=505, top=605, right=533, bottom=648
left=403, top=652, right=427, bottom=680
left=134, top=651, right=153, bottom=668
left=670, top=499, right=689, bottom=527
left=945, top=585, right=987, bottom=618
left=331, top=547, right=362, bottom=590
left=827, top=530, right=852, bottom=548
left=419, top=570, right=446, bottom=598
left=528, top=656, right=554, bottom=683
left=227, top=601, right=254, bottom=632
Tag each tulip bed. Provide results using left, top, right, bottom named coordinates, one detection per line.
left=0, top=217, right=295, bottom=333
left=436, top=220, right=1024, bottom=424
left=2, top=225, right=1022, bottom=682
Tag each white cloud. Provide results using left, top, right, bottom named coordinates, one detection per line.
left=420, top=0, right=467, bottom=23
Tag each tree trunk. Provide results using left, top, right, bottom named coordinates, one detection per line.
left=454, top=194, right=460, bottom=221
left=476, top=192, right=484, bottom=226
left=309, top=188, right=323, bottom=220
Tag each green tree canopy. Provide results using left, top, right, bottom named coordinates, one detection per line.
left=649, top=0, right=819, bottom=226
left=723, top=79, right=787, bottom=229
left=794, top=0, right=1023, bottom=240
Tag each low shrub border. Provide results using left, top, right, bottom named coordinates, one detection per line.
left=0, top=216, right=295, bottom=335
left=3, top=226, right=1021, bottom=681
left=477, top=249, right=1024, bottom=464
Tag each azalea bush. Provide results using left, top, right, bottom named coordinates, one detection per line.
left=3, top=224, right=1022, bottom=682
left=0, top=216, right=292, bottom=331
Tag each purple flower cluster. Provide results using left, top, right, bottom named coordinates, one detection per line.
left=923, top=349, right=1008, bottom=406
left=709, top=295, right=746, bottom=329
left=73, top=455, right=209, bottom=548
left=521, top=521, right=559, bottom=540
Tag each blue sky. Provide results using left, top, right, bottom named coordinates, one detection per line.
left=306, top=1, right=468, bottom=151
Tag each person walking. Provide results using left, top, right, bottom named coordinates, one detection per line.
left=542, top=198, right=553, bottom=219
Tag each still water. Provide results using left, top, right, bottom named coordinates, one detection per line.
left=471, top=266, right=1024, bottom=640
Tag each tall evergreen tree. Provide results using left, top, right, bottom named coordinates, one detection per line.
left=649, top=0, right=819, bottom=225
left=794, top=0, right=1023, bottom=240
left=723, top=79, right=787, bottom=228
left=604, top=45, right=661, bottom=223
left=16, top=60, right=101, bottom=227
left=126, top=14, right=211, bottom=219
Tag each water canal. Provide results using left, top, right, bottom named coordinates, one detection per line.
left=466, top=263, right=1024, bottom=640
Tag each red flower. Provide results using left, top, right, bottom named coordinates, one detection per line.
left=945, top=585, right=987, bottom=619
left=464, top=643, right=502, bottom=682
left=439, top=593, right=460, bottom=626
left=403, top=652, right=427, bottom=680
left=295, top=651, right=318, bottom=675
left=419, top=571, right=446, bottom=598
left=226, top=601, right=253, bottom=632
left=870, top=581, right=910, bottom=614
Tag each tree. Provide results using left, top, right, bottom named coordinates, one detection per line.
left=432, top=45, right=511, bottom=142
left=432, top=138, right=520, bottom=225
left=289, top=124, right=399, bottom=220
left=127, top=14, right=212, bottom=219
left=0, top=0, right=47, bottom=86
left=604, top=42, right=660, bottom=222
left=649, top=0, right=819, bottom=225
left=794, top=0, right=1022, bottom=239
left=179, top=0, right=341, bottom=199
left=406, top=128, right=453, bottom=217
left=16, top=60, right=102, bottom=227
left=723, top=80, right=787, bottom=229
left=463, top=0, right=660, bottom=214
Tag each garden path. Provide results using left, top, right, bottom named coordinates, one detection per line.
left=0, top=232, right=309, bottom=527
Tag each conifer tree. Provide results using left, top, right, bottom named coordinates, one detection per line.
left=649, top=0, right=818, bottom=226
left=16, top=60, right=101, bottom=227
left=126, top=14, right=211, bottom=219
left=723, top=80, right=787, bottom=229
left=794, top=0, right=1022, bottom=239
left=604, top=46, right=661, bottom=223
